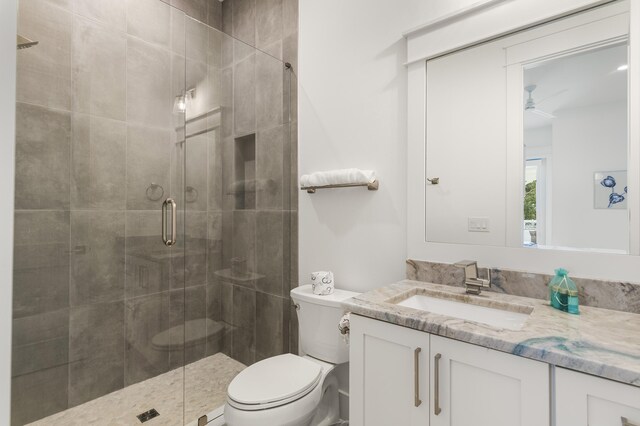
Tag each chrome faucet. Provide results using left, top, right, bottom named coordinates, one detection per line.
left=454, top=260, right=491, bottom=295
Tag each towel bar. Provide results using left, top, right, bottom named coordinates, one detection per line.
left=301, top=180, right=379, bottom=194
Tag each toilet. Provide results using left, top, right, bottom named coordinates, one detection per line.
left=223, top=285, right=359, bottom=426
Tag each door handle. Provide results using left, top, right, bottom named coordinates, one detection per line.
left=434, top=353, right=442, bottom=415
left=414, top=347, right=422, bottom=407
left=162, top=198, right=177, bottom=246
left=622, top=417, right=640, bottom=426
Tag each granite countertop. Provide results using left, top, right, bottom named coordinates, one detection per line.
left=343, top=279, right=640, bottom=387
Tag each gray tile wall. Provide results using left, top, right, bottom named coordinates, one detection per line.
left=212, top=0, right=299, bottom=367
left=12, top=0, right=297, bottom=423
left=407, top=259, right=640, bottom=314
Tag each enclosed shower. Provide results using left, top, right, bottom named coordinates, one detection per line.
left=11, top=0, right=298, bottom=424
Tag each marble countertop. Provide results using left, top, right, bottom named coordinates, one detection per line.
left=343, top=280, right=640, bottom=387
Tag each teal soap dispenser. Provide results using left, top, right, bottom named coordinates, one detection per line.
left=549, top=268, right=579, bottom=314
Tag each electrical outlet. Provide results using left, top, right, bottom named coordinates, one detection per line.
left=468, top=217, right=490, bottom=232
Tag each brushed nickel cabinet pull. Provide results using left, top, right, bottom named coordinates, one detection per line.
left=414, top=347, right=422, bottom=407
left=622, top=417, right=640, bottom=426
left=434, top=353, right=442, bottom=415
left=162, top=198, right=177, bottom=246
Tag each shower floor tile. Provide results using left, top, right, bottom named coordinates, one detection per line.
left=27, top=353, right=246, bottom=426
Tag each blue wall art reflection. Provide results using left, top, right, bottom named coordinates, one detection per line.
left=594, top=171, right=628, bottom=209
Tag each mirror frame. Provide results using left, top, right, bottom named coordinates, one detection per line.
left=406, top=0, right=640, bottom=281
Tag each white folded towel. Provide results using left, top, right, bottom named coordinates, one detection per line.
left=300, top=168, right=376, bottom=188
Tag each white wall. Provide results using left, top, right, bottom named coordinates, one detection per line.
left=298, top=0, right=430, bottom=292
left=0, top=0, right=16, bottom=422
left=551, top=102, right=628, bottom=251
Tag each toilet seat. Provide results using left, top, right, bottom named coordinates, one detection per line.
left=227, top=354, right=323, bottom=411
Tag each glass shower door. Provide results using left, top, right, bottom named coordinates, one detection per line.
left=182, top=16, right=293, bottom=425
left=11, top=1, right=189, bottom=424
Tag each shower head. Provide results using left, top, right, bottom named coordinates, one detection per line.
left=17, top=35, right=38, bottom=50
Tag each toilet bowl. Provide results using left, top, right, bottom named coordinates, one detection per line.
left=223, top=285, right=359, bottom=426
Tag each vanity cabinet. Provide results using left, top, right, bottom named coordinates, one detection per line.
left=556, top=367, right=640, bottom=426
left=350, top=315, right=549, bottom=426
left=349, top=314, right=430, bottom=426
left=429, top=334, right=549, bottom=426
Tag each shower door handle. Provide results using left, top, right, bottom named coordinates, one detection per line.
left=162, top=198, right=177, bottom=246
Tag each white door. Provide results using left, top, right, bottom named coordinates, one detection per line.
left=349, top=315, right=430, bottom=426
left=556, top=367, right=640, bottom=426
left=430, top=335, right=549, bottom=426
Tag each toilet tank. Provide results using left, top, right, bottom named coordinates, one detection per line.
left=290, top=285, right=360, bottom=364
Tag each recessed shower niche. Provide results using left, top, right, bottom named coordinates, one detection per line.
left=234, top=133, right=256, bottom=210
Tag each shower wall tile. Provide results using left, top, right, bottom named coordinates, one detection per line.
left=125, top=211, right=170, bottom=298
left=125, top=293, right=172, bottom=386
left=11, top=309, right=69, bottom=423
left=71, top=114, right=126, bottom=210
left=256, top=125, right=284, bottom=209
left=220, top=282, right=234, bottom=356
left=186, top=16, right=209, bottom=63
left=12, top=317, right=69, bottom=378
left=126, top=37, right=172, bottom=128
left=232, top=0, right=256, bottom=46
left=255, top=292, right=288, bottom=361
left=289, top=121, right=298, bottom=210
left=73, top=0, right=127, bottom=32
left=12, top=308, right=69, bottom=348
left=126, top=124, right=171, bottom=210
left=220, top=68, right=234, bottom=138
left=256, top=0, right=282, bottom=49
left=172, top=0, right=208, bottom=24
left=169, top=285, right=207, bottom=366
left=262, top=40, right=283, bottom=61
left=171, top=8, right=187, bottom=56
left=70, top=211, right=126, bottom=306
left=68, top=301, right=125, bottom=406
left=207, top=29, right=224, bottom=68
left=172, top=212, right=208, bottom=288
left=205, top=283, right=224, bottom=356
left=282, top=0, right=298, bottom=38
left=17, top=0, right=72, bottom=111
left=207, top=0, right=223, bottom=31
left=231, top=210, right=257, bottom=282
left=256, top=52, right=284, bottom=129
left=283, top=33, right=298, bottom=118
left=11, top=364, right=69, bottom=425
left=185, top=134, right=209, bottom=211
left=72, top=16, right=127, bottom=121
left=207, top=211, right=224, bottom=278
left=232, top=285, right=255, bottom=365
left=13, top=210, right=70, bottom=319
left=256, top=211, right=284, bottom=296
left=233, top=54, right=256, bottom=135
left=15, top=103, right=71, bottom=210
left=208, top=133, right=224, bottom=211
left=126, top=0, right=171, bottom=48
left=289, top=209, right=299, bottom=288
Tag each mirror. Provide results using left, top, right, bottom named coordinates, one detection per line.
left=424, top=1, right=633, bottom=254
left=523, top=44, right=629, bottom=252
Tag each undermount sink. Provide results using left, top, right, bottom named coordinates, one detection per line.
left=394, top=291, right=532, bottom=331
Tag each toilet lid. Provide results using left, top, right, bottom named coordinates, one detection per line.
left=227, top=354, right=322, bottom=407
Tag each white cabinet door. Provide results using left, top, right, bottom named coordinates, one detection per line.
left=350, top=315, right=431, bottom=426
left=556, top=367, right=640, bottom=426
left=430, top=335, right=549, bottom=426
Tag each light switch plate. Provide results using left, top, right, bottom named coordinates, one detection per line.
left=468, top=217, right=490, bottom=232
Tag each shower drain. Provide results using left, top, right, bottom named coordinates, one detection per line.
left=137, top=408, right=160, bottom=423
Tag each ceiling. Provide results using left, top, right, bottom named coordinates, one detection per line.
left=523, top=43, right=628, bottom=130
